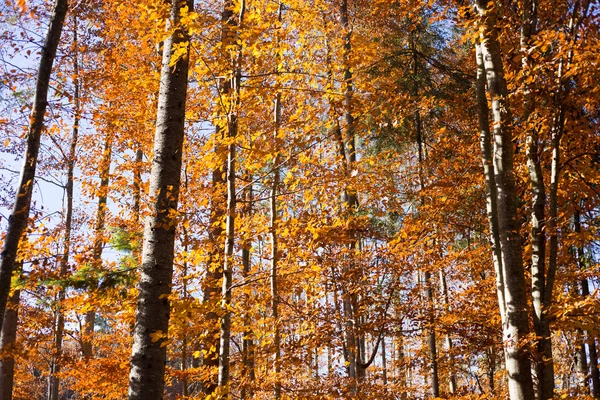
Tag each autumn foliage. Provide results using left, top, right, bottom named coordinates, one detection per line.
left=0, top=0, right=599, bottom=399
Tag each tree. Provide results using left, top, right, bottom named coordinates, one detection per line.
left=127, top=0, right=193, bottom=398
left=0, top=0, right=68, bottom=333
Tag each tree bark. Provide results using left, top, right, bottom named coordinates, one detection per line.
left=217, top=1, right=244, bottom=394
left=521, top=1, right=555, bottom=396
left=476, top=41, right=506, bottom=327
left=180, top=221, right=190, bottom=397
left=588, top=336, right=600, bottom=398
left=127, top=0, right=192, bottom=397
left=0, top=0, right=68, bottom=333
left=440, top=270, right=456, bottom=395
left=203, top=154, right=225, bottom=395
left=575, top=327, right=589, bottom=392
left=0, top=285, right=20, bottom=400
left=381, top=335, right=388, bottom=385
left=424, top=269, right=439, bottom=398
left=240, top=178, right=254, bottom=400
left=133, top=147, right=144, bottom=224
left=415, top=108, right=439, bottom=398
left=337, top=0, right=364, bottom=387
left=575, top=209, right=600, bottom=397
left=48, top=18, right=80, bottom=399
left=270, top=3, right=283, bottom=398
left=270, top=76, right=282, bottom=400
left=473, top=2, right=535, bottom=398
left=82, top=127, right=113, bottom=359
left=217, top=116, right=236, bottom=395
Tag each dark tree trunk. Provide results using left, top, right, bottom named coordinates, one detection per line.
left=127, top=0, right=192, bottom=398
left=240, top=178, right=254, bottom=400
left=575, top=209, right=600, bottom=397
left=49, top=18, right=80, bottom=399
left=216, top=0, right=244, bottom=395
left=0, top=286, right=21, bottom=400
left=0, top=0, right=68, bottom=332
left=82, top=127, right=113, bottom=359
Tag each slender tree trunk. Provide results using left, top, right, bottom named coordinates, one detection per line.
left=575, top=327, right=589, bottom=392
left=48, top=22, right=80, bottom=400
left=381, top=335, right=388, bottom=385
left=0, top=284, right=21, bottom=400
left=217, top=121, right=236, bottom=395
left=415, top=110, right=439, bottom=398
left=314, top=347, right=319, bottom=379
left=217, top=1, right=244, bottom=395
left=473, top=2, right=535, bottom=398
left=487, top=348, right=496, bottom=394
left=409, top=33, right=440, bottom=397
left=0, top=0, right=68, bottom=332
left=323, top=24, right=355, bottom=384
left=133, top=147, right=144, bottom=224
left=521, top=0, right=557, bottom=395
left=575, top=209, right=600, bottom=397
left=425, top=270, right=439, bottom=398
left=521, top=1, right=555, bottom=396
left=48, top=19, right=80, bottom=399
left=396, top=317, right=407, bottom=397
left=127, top=0, right=192, bottom=397
left=270, top=85, right=282, bottom=400
left=240, top=179, right=254, bottom=400
left=203, top=154, right=226, bottom=394
left=588, top=336, right=600, bottom=398
left=475, top=42, right=506, bottom=326
left=82, top=128, right=113, bottom=359
left=270, top=3, right=283, bottom=397
left=440, top=270, right=456, bottom=394
left=181, top=222, right=190, bottom=398
left=338, top=0, right=364, bottom=386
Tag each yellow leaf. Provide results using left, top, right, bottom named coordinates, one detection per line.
left=150, top=330, right=165, bottom=343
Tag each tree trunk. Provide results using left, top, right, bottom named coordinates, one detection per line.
left=48, top=19, right=80, bottom=399
left=270, top=3, right=283, bottom=397
left=216, top=1, right=244, bottom=396
left=424, top=270, right=439, bottom=398
left=133, top=147, right=144, bottom=224
left=0, top=0, right=68, bottom=333
left=203, top=155, right=226, bottom=395
left=440, top=270, right=456, bottom=394
left=240, top=178, right=254, bottom=400
left=575, top=209, right=600, bottom=397
left=473, top=2, right=535, bottom=398
left=270, top=84, right=282, bottom=400
left=82, top=126, right=113, bottom=359
left=409, top=32, right=440, bottom=397
left=381, top=335, right=388, bottom=385
left=0, top=286, right=21, bottom=400
left=396, top=320, right=406, bottom=395
left=181, top=222, right=190, bottom=398
left=217, top=100, right=237, bottom=398
left=575, top=328, right=589, bottom=392
left=475, top=41, right=506, bottom=327
left=520, top=1, right=555, bottom=395
left=338, top=0, right=364, bottom=387
left=415, top=109, right=439, bottom=398
left=487, top=348, right=497, bottom=394
left=589, top=336, right=600, bottom=398
left=127, top=0, right=192, bottom=397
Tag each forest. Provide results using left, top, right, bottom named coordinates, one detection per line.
left=0, top=0, right=599, bottom=399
